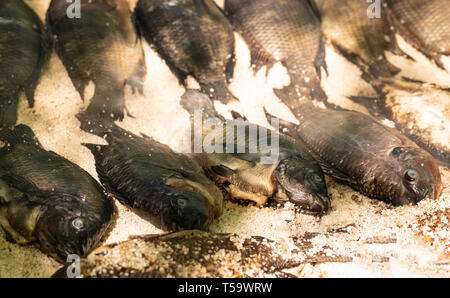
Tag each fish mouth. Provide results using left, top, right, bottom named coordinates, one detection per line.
left=287, top=191, right=330, bottom=215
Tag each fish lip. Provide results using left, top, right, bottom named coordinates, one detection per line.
left=288, top=191, right=330, bottom=215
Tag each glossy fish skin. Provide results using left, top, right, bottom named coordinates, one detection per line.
left=0, top=125, right=114, bottom=263
left=272, top=100, right=442, bottom=206
left=386, top=0, right=450, bottom=70
left=181, top=90, right=329, bottom=214
left=135, top=0, right=237, bottom=104
left=312, top=0, right=404, bottom=79
left=47, top=0, right=146, bottom=121
left=0, top=0, right=47, bottom=127
left=80, top=119, right=223, bottom=231
left=224, top=0, right=327, bottom=103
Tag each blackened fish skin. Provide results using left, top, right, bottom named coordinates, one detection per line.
left=47, top=0, right=146, bottom=121
left=273, top=100, right=442, bottom=206
left=0, top=125, right=114, bottom=263
left=386, top=0, right=450, bottom=70
left=80, top=120, right=223, bottom=231
left=0, top=0, right=47, bottom=127
left=224, top=0, right=327, bottom=103
left=135, top=0, right=237, bottom=104
left=312, top=0, right=404, bottom=79
left=181, top=90, right=329, bottom=214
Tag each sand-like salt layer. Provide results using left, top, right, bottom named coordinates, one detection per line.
left=0, top=0, right=448, bottom=278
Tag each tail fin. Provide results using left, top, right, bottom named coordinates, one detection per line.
left=180, top=89, right=219, bottom=119
left=83, top=86, right=128, bottom=122
left=0, top=124, right=40, bottom=147
left=201, top=81, right=239, bottom=105
left=76, top=110, right=117, bottom=138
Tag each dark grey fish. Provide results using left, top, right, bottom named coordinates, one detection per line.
left=0, top=125, right=114, bottom=263
left=46, top=0, right=147, bottom=121
left=0, top=0, right=47, bottom=127
left=386, top=0, right=450, bottom=70
left=79, top=118, right=223, bottom=231
left=224, top=0, right=327, bottom=103
left=267, top=99, right=443, bottom=206
left=60, top=230, right=302, bottom=278
left=135, top=0, right=237, bottom=104
left=181, top=90, right=329, bottom=214
left=312, top=0, right=409, bottom=79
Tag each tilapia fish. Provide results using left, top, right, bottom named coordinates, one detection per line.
left=135, top=0, right=237, bottom=103
left=224, top=0, right=327, bottom=102
left=270, top=100, right=442, bottom=206
left=386, top=0, right=450, bottom=70
left=55, top=230, right=301, bottom=278
left=312, top=0, right=406, bottom=79
left=181, top=90, right=329, bottom=214
left=46, top=0, right=146, bottom=121
left=80, top=119, right=223, bottom=231
left=0, top=0, right=47, bottom=127
left=0, top=125, right=114, bottom=263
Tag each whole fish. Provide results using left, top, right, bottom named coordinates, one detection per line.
left=0, top=125, right=114, bottom=263
left=181, top=90, right=329, bottom=214
left=46, top=0, right=147, bottom=121
left=312, top=0, right=407, bottom=79
left=269, top=99, right=443, bottom=206
left=0, top=0, right=47, bottom=127
left=135, top=0, right=237, bottom=104
left=386, top=0, right=450, bottom=70
left=224, top=0, right=327, bottom=103
left=55, top=230, right=302, bottom=278
left=79, top=118, right=223, bottom=231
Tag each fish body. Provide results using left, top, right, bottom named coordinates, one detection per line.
left=224, top=0, right=327, bottom=102
left=272, top=100, right=442, bottom=206
left=81, top=120, right=223, bottom=231
left=0, top=125, right=114, bottom=263
left=181, top=90, right=329, bottom=214
left=135, top=0, right=236, bottom=103
left=47, top=0, right=147, bottom=121
left=62, top=230, right=301, bottom=278
left=386, top=0, right=450, bottom=70
left=0, top=0, right=47, bottom=127
left=312, top=0, right=404, bottom=79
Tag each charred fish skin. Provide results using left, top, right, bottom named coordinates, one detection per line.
left=386, top=0, right=450, bottom=70
left=0, top=0, right=47, bottom=128
left=46, top=0, right=147, bottom=121
left=135, top=0, right=237, bottom=104
left=80, top=119, right=223, bottom=231
left=224, top=0, right=327, bottom=103
left=312, top=0, right=406, bottom=79
left=181, top=90, right=330, bottom=214
left=0, top=125, right=114, bottom=263
left=271, top=101, right=442, bottom=206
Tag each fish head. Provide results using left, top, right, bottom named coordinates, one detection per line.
left=275, top=157, right=330, bottom=214
left=163, top=178, right=215, bottom=231
left=390, top=146, right=442, bottom=205
left=35, top=194, right=112, bottom=263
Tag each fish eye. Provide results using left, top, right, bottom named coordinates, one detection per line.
left=177, top=198, right=187, bottom=208
left=312, top=174, right=322, bottom=183
left=405, top=170, right=419, bottom=183
left=392, top=147, right=403, bottom=156
left=72, top=218, right=85, bottom=231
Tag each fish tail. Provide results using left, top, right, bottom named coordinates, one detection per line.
left=368, top=60, right=401, bottom=79
left=201, top=81, right=239, bottom=104
left=76, top=109, right=117, bottom=138
left=0, top=94, right=19, bottom=128
left=84, top=86, right=127, bottom=122
left=0, top=124, right=39, bottom=146
left=180, top=89, right=219, bottom=119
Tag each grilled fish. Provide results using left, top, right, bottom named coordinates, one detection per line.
left=135, top=0, right=237, bottom=104
left=386, top=0, right=450, bottom=70
left=0, top=0, right=47, bottom=127
left=55, top=230, right=301, bottom=278
left=269, top=99, right=443, bottom=206
left=46, top=0, right=146, bottom=121
left=181, top=90, right=329, bottom=214
left=312, top=0, right=407, bottom=79
left=224, top=0, right=327, bottom=103
left=79, top=118, right=223, bottom=231
left=0, top=125, right=114, bottom=263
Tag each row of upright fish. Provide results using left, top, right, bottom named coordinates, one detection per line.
left=0, top=0, right=447, bottom=271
